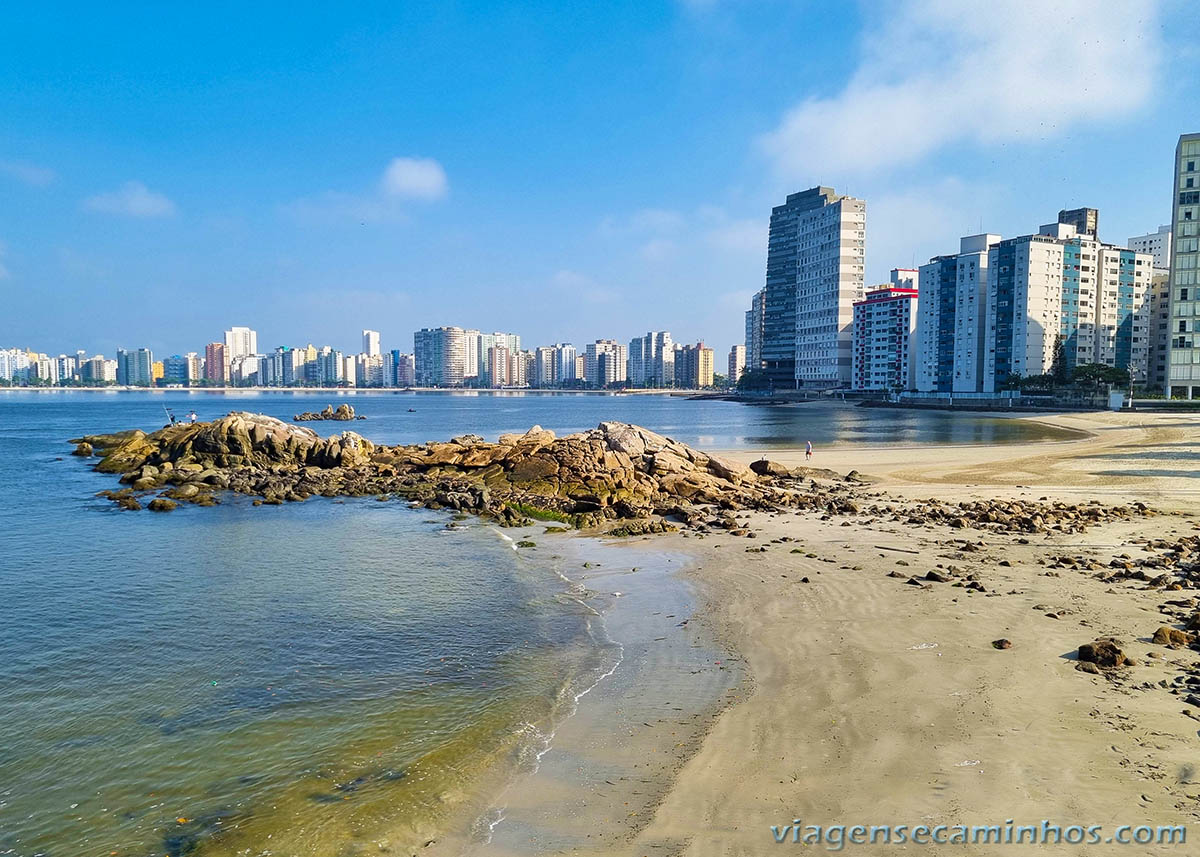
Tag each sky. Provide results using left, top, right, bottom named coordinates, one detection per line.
left=1, top=0, right=1198, bottom=361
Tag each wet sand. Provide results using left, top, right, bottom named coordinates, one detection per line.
left=481, top=410, right=1200, bottom=856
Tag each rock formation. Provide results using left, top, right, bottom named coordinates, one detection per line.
left=294, top=403, right=362, bottom=421
left=70, top=413, right=1155, bottom=538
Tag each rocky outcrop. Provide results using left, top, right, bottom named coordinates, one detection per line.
left=294, top=403, right=363, bottom=421
left=77, top=415, right=811, bottom=525
left=74, top=414, right=1156, bottom=539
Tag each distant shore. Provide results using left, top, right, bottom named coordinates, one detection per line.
left=0, top=386, right=704, bottom=395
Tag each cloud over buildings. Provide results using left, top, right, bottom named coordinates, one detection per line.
left=760, top=0, right=1162, bottom=181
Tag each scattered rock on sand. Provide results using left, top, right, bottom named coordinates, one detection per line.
left=992, top=638, right=1012, bottom=650
left=1078, top=638, right=1129, bottom=669
left=1151, top=626, right=1196, bottom=649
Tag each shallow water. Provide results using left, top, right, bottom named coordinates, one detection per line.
left=0, top=392, right=1069, bottom=855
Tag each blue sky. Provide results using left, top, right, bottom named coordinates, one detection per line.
left=1, top=0, right=1198, bottom=361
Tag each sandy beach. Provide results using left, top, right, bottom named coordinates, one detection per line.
left=502, top=409, right=1200, bottom=855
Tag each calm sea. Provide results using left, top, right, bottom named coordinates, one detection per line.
left=0, top=392, right=1073, bottom=855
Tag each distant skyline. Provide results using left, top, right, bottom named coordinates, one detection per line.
left=1, top=1, right=1198, bottom=359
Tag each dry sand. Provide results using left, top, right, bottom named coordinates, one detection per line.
left=560, top=410, right=1200, bottom=856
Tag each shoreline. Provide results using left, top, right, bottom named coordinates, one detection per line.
left=585, top=409, right=1200, bottom=855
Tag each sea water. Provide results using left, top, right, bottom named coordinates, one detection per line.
left=0, top=392, right=1073, bottom=854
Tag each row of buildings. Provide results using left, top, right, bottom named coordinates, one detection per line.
left=4, top=326, right=723, bottom=390
left=411, top=328, right=717, bottom=389
left=744, top=133, right=1200, bottom=397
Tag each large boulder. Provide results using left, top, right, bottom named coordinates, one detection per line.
left=750, top=459, right=790, bottom=478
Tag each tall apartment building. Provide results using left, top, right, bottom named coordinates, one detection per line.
left=533, top=346, right=558, bottom=388
left=116, top=347, right=154, bottom=386
left=356, top=353, right=385, bottom=387
left=1146, top=271, right=1171, bottom=391
left=728, top=345, right=746, bottom=382
left=852, top=272, right=918, bottom=392
left=915, top=234, right=1001, bottom=393
left=557, top=344, right=578, bottom=383
left=476, top=332, right=521, bottom=385
left=674, top=342, right=714, bottom=389
left=204, top=342, right=226, bottom=384
left=1057, top=207, right=1099, bottom=239
left=362, top=329, right=381, bottom=358
left=1166, top=133, right=1200, bottom=398
left=627, top=331, right=674, bottom=387
left=223, top=326, right=257, bottom=361
left=585, top=340, right=627, bottom=388
left=985, top=220, right=1153, bottom=391
left=1129, top=225, right=1172, bottom=270
left=744, top=288, right=765, bottom=374
left=760, top=186, right=865, bottom=389
left=414, top=326, right=467, bottom=387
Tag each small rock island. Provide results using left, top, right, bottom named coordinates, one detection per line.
left=293, top=403, right=363, bottom=421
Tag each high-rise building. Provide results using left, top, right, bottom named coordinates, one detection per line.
left=487, top=345, right=512, bottom=386
left=852, top=276, right=919, bottom=392
left=116, top=348, right=154, bottom=386
left=475, top=332, right=521, bottom=385
left=557, top=344, right=578, bottom=383
left=362, top=329, right=381, bottom=358
left=984, top=219, right=1153, bottom=392
left=204, top=342, right=227, bottom=384
left=533, top=346, right=559, bottom=388
left=584, top=340, right=626, bottom=388
left=745, top=288, right=766, bottom=375
left=915, top=234, right=1002, bottom=393
left=162, top=355, right=193, bottom=385
left=394, top=352, right=416, bottom=387
left=728, top=344, right=746, bottom=382
left=1146, top=271, right=1171, bottom=392
left=356, top=353, right=385, bottom=387
left=627, top=331, right=674, bottom=387
left=1166, top=133, right=1200, bottom=398
left=223, top=327, right=258, bottom=361
left=761, top=186, right=865, bottom=389
left=414, top=327, right=468, bottom=387
left=462, top=330, right=481, bottom=380
left=674, top=342, right=714, bottom=389
left=1129, top=225, right=1172, bottom=271
left=1058, top=207, right=1099, bottom=239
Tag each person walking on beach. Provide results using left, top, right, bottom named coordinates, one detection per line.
left=805, top=440, right=813, bottom=461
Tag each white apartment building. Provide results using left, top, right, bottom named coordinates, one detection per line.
left=223, top=326, right=258, bottom=361
left=915, top=234, right=1000, bottom=392
left=362, top=329, right=381, bottom=358
left=1129, top=225, right=1172, bottom=271
left=1166, top=133, right=1200, bottom=398
left=984, top=221, right=1152, bottom=392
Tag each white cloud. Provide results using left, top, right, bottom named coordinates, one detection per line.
left=381, top=157, right=448, bottom=200
left=83, top=181, right=176, bottom=217
left=552, top=269, right=619, bottom=303
left=285, top=157, right=448, bottom=223
left=0, top=159, right=56, bottom=186
left=640, top=238, right=678, bottom=262
left=281, top=190, right=410, bottom=225
left=760, top=0, right=1162, bottom=180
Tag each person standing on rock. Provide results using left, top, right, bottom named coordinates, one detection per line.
left=188, top=410, right=198, bottom=424
left=805, top=440, right=813, bottom=461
